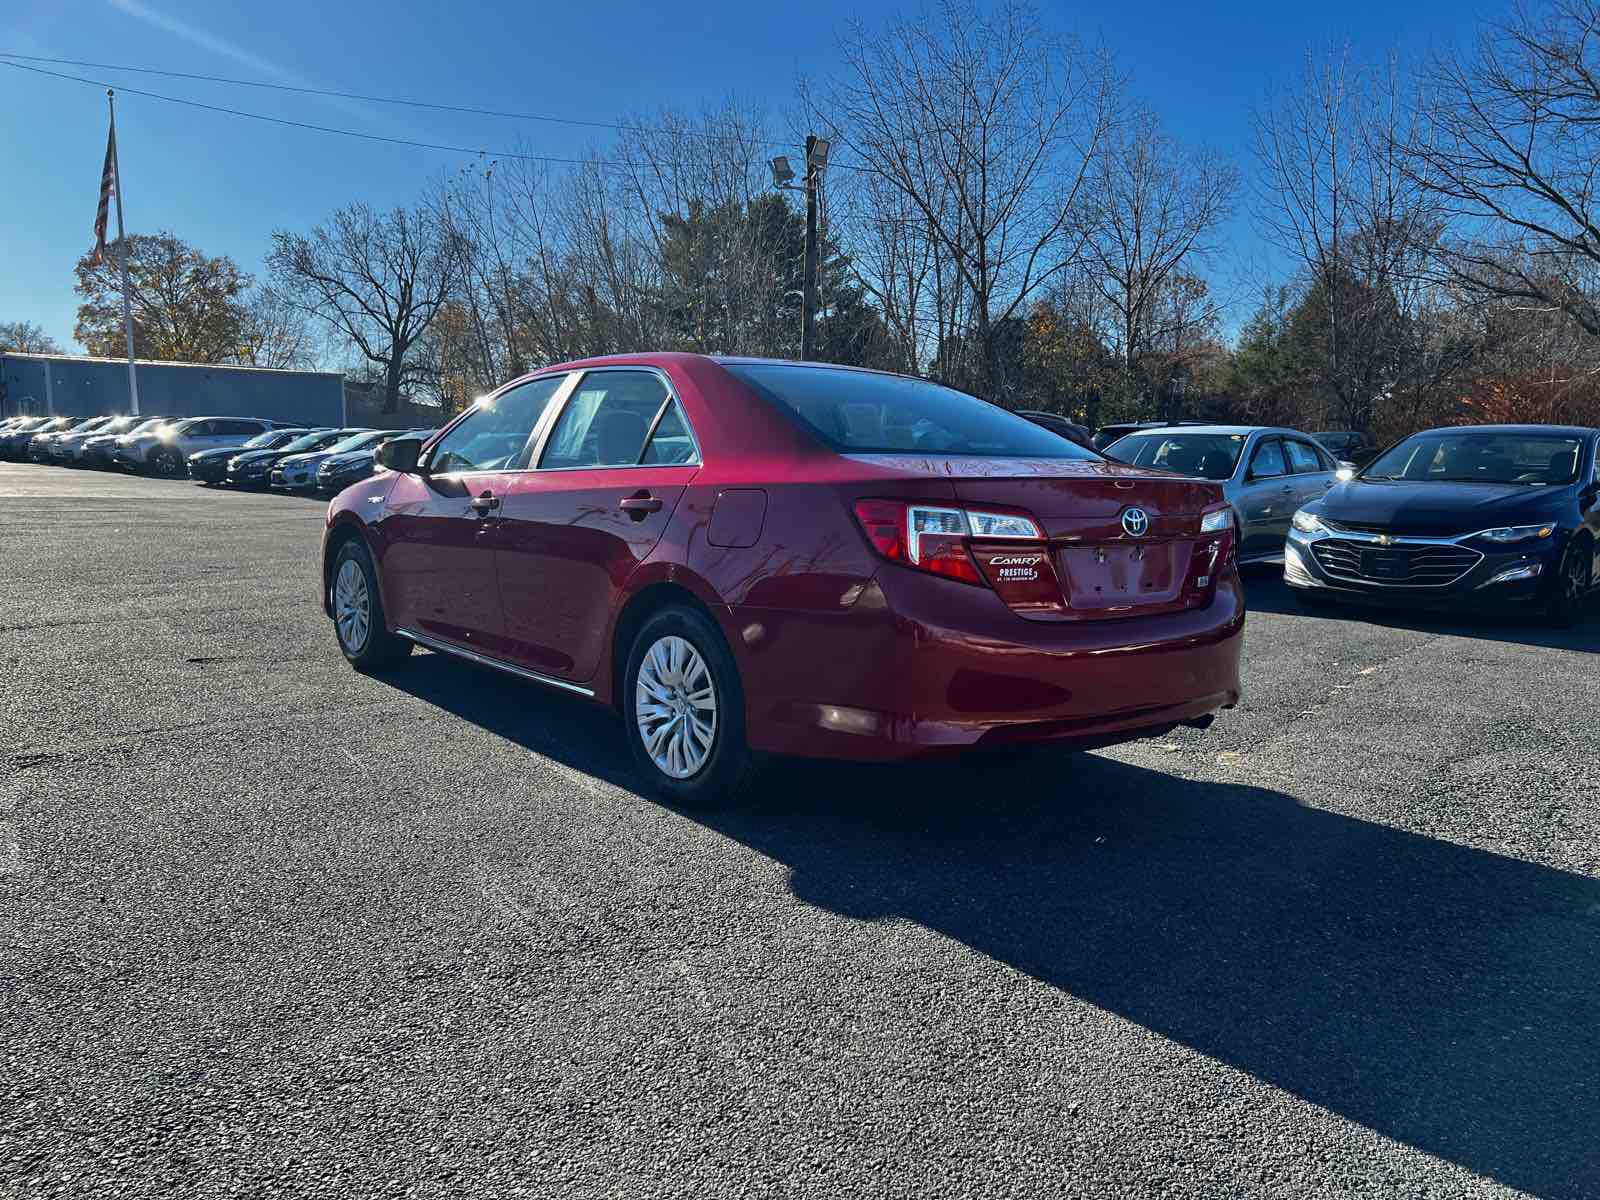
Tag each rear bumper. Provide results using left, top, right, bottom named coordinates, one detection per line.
left=733, top=566, right=1245, bottom=762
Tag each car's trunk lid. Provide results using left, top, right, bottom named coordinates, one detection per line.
left=929, top=457, right=1229, bottom=620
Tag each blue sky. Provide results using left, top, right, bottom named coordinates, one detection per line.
left=2, top=0, right=1490, bottom=352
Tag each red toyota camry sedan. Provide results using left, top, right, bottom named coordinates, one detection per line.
left=321, top=355, right=1244, bottom=806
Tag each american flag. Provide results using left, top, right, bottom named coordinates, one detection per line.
left=92, top=122, right=117, bottom=265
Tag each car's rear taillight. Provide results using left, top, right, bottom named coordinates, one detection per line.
left=852, top=499, right=1042, bottom=587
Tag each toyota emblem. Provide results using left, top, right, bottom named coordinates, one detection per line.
left=1121, top=507, right=1150, bottom=538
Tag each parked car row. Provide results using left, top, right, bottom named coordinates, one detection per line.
left=0, top=412, right=434, bottom=497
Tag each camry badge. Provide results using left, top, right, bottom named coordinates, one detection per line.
left=1121, top=507, right=1150, bottom=538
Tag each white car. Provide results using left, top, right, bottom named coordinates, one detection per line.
left=113, top=416, right=278, bottom=475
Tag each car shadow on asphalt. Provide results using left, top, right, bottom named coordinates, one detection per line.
left=1240, top=565, right=1598, bottom=653
left=380, top=651, right=1600, bottom=1199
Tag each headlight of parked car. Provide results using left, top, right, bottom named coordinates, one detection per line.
left=1200, top=508, right=1233, bottom=534
left=1290, top=509, right=1325, bottom=534
left=1477, top=524, right=1555, bottom=544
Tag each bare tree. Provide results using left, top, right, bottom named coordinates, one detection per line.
left=235, top=287, right=313, bottom=369
left=825, top=0, right=1119, bottom=397
left=1252, top=47, right=1437, bottom=431
left=268, top=203, right=467, bottom=412
left=1081, top=108, right=1237, bottom=405
left=0, top=321, right=60, bottom=354
left=1409, top=0, right=1600, bottom=347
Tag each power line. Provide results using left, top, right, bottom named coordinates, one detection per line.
left=0, top=50, right=793, bottom=150
left=0, top=58, right=642, bottom=168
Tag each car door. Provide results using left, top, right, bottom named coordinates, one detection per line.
left=1236, top=437, right=1296, bottom=560
left=1284, top=437, right=1338, bottom=509
left=378, top=375, right=570, bottom=655
left=494, top=367, right=701, bottom=684
left=176, top=419, right=222, bottom=456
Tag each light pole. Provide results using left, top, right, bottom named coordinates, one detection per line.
left=770, top=136, right=829, bottom=361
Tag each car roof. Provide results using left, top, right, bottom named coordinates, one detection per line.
left=1407, top=423, right=1598, bottom=438
left=1110, top=424, right=1304, bottom=437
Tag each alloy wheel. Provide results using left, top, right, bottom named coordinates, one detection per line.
left=334, top=559, right=371, bottom=653
left=1564, top=547, right=1589, bottom=611
left=635, top=634, right=717, bottom=780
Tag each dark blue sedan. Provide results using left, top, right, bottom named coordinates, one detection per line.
left=1284, top=424, right=1600, bottom=626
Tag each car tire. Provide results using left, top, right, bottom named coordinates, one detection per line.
left=331, top=538, right=412, bottom=672
left=1546, top=536, right=1592, bottom=629
left=150, top=447, right=183, bottom=476
left=622, top=604, right=754, bottom=809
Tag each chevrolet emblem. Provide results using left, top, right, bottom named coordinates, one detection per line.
left=1375, top=533, right=1395, bottom=546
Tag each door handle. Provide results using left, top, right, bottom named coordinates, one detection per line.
left=469, top=491, right=500, bottom=515
left=620, top=492, right=663, bottom=519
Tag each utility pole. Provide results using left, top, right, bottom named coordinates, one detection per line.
left=802, top=135, right=819, bottom=362
left=771, top=136, right=830, bottom=362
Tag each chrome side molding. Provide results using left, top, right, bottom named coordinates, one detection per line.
left=394, top=628, right=596, bottom=697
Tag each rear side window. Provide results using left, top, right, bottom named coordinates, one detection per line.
left=724, top=363, right=1095, bottom=459
left=1284, top=440, right=1324, bottom=473
left=540, top=370, right=674, bottom=470
left=641, top=400, right=697, bottom=465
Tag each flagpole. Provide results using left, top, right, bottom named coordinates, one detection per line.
left=108, top=89, right=140, bottom=416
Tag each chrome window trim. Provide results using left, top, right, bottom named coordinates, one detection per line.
left=420, top=371, right=578, bottom=477
left=394, top=628, right=596, bottom=697
left=532, top=365, right=703, bottom=472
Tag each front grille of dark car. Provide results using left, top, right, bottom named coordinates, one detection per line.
left=1310, top=538, right=1483, bottom=586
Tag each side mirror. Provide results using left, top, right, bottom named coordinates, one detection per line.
left=1336, top=465, right=1356, bottom=482
left=376, top=437, right=423, bottom=474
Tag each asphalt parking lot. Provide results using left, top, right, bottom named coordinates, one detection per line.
left=2, top=462, right=1597, bottom=1199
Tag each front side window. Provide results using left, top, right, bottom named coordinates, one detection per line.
left=540, top=371, right=675, bottom=470
left=1249, top=439, right=1288, bottom=478
left=724, top=363, right=1097, bottom=459
left=1103, top=433, right=1245, bottom=480
left=1365, top=433, right=1585, bottom=485
left=430, top=375, right=566, bottom=475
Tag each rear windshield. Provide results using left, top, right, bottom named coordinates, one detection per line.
left=1103, top=432, right=1246, bottom=480
left=724, top=363, right=1096, bottom=459
left=1364, top=432, right=1584, bottom=485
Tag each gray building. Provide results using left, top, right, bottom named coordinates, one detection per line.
left=0, top=353, right=348, bottom=427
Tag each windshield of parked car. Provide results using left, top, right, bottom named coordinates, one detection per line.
left=241, top=429, right=294, bottom=449
left=1102, top=432, right=1247, bottom=480
left=275, top=430, right=340, bottom=453
left=324, top=430, right=387, bottom=455
left=126, top=418, right=169, bottom=435
left=724, top=363, right=1098, bottom=459
left=1362, top=432, right=1584, bottom=485
left=97, top=416, right=139, bottom=434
